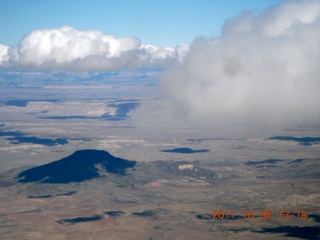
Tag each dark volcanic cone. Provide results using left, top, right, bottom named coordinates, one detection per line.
left=16, top=149, right=136, bottom=183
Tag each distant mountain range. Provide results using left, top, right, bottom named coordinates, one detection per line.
left=0, top=68, right=161, bottom=86
left=16, top=149, right=136, bottom=183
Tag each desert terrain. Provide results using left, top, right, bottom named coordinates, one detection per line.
left=0, top=70, right=319, bottom=239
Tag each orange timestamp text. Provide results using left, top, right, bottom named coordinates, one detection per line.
left=212, top=209, right=308, bottom=220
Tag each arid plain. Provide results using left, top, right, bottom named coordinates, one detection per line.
left=0, top=70, right=319, bottom=239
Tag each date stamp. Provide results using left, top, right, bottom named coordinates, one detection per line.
left=212, top=210, right=308, bottom=220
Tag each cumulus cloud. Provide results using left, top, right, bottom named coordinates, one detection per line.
left=133, top=0, right=320, bottom=136
left=0, top=43, right=10, bottom=65
left=0, top=26, right=188, bottom=71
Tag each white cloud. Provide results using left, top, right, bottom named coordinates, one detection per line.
left=0, top=26, right=189, bottom=71
left=133, top=0, right=320, bottom=136
left=0, top=43, right=9, bottom=65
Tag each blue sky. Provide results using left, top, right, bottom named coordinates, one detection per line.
left=1, top=0, right=283, bottom=47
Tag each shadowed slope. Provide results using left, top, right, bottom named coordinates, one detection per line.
left=16, top=149, right=136, bottom=183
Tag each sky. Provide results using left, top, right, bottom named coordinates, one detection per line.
left=0, top=0, right=319, bottom=136
left=1, top=0, right=282, bottom=47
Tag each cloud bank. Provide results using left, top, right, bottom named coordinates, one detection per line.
left=0, top=26, right=188, bottom=71
left=133, top=0, right=320, bottom=136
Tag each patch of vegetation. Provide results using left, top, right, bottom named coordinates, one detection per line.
left=104, top=211, right=125, bottom=217
left=245, top=159, right=284, bottom=165
left=196, top=214, right=212, bottom=220
left=6, top=136, right=68, bottom=146
left=268, top=136, right=320, bottom=146
left=58, top=215, right=103, bottom=224
left=132, top=210, right=157, bottom=218
left=161, top=148, right=209, bottom=154
left=288, top=159, right=305, bottom=164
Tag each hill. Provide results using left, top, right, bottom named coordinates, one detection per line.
left=16, top=149, right=136, bottom=183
